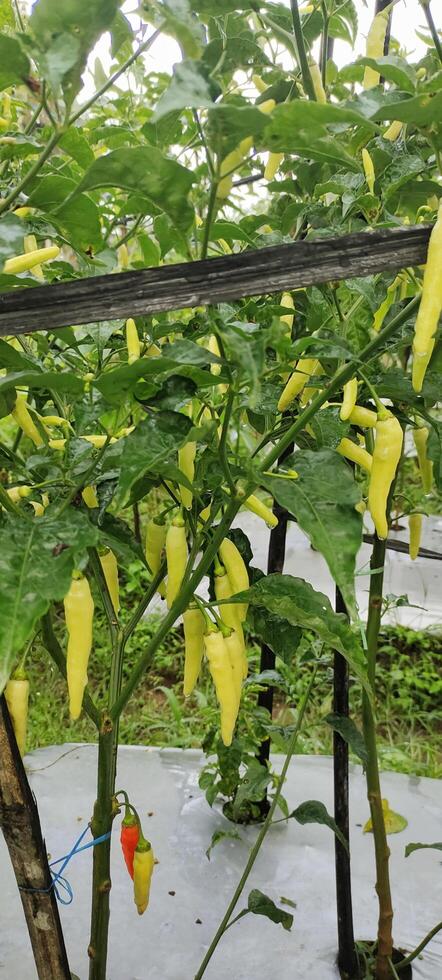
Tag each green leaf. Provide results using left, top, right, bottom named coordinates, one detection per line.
left=325, top=713, right=368, bottom=766
left=205, top=828, right=241, bottom=860
left=0, top=509, right=98, bottom=694
left=290, top=800, right=348, bottom=853
left=247, top=890, right=293, bottom=931
left=0, top=0, right=14, bottom=31
left=428, top=421, right=442, bottom=490
left=59, top=127, right=95, bottom=169
left=36, top=32, right=81, bottom=90
left=144, top=0, right=204, bottom=59
left=232, top=758, right=271, bottom=816
left=405, top=842, right=442, bottom=858
left=153, top=59, right=218, bottom=120
left=0, top=34, right=30, bottom=89
left=248, top=604, right=301, bottom=662
left=0, top=369, right=83, bottom=396
left=52, top=195, right=102, bottom=251
left=72, top=147, right=195, bottom=230
left=372, top=90, right=442, bottom=126
left=310, top=406, right=349, bottom=450
left=233, top=574, right=371, bottom=699
left=356, top=56, right=416, bottom=94
left=261, top=101, right=374, bottom=169
left=92, top=512, right=145, bottom=564
left=262, top=451, right=362, bottom=620
left=115, top=411, right=193, bottom=504
left=30, top=0, right=121, bottom=106
left=0, top=213, right=31, bottom=265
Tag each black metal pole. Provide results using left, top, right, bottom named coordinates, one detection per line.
left=334, top=588, right=359, bottom=979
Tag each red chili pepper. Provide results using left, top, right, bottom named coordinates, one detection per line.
left=120, top=809, right=139, bottom=880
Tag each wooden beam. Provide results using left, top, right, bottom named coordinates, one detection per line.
left=0, top=696, right=71, bottom=980
left=0, top=223, right=430, bottom=335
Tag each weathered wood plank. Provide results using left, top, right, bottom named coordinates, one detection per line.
left=0, top=224, right=430, bottom=335
left=0, top=696, right=71, bottom=980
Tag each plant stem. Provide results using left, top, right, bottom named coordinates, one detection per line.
left=362, top=535, right=393, bottom=980
left=41, top=611, right=100, bottom=728
left=194, top=669, right=317, bottom=980
left=290, top=1, right=316, bottom=100
left=395, top=919, right=442, bottom=969
left=88, top=719, right=116, bottom=980
left=420, top=1, right=442, bottom=65
left=201, top=181, right=218, bottom=260
left=0, top=128, right=62, bottom=215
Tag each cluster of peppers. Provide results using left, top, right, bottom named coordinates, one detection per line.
left=118, top=796, right=154, bottom=916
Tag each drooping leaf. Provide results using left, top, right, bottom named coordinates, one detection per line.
left=232, top=574, right=370, bottom=699
left=262, top=450, right=362, bottom=620
left=205, top=828, right=241, bottom=860
left=405, top=841, right=442, bottom=858
left=115, top=411, right=193, bottom=504
left=0, top=34, right=30, bottom=89
left=325, top=712, right=368, bottom=766
left=153, top=59, right=219, bottom=120
left=0, top=509, right=98, bottom=693
left=247, top=890, right=293, bottom=931
left=72, top=147, right=195, bottom=230
left=290, top=800, right=348, bottom=853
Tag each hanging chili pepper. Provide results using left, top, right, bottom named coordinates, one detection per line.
left=145, top=517, right=167, bottom=597
left=368, top=411, right=403, bottom=540
left=23, top=234, right=44, bottom=281
left=183, top=606, right=205, bottom=697
left=133, top=836, right=155, bottom=915
left=120, top=808, right=140, bottom=880
left=165, top=514, right=188, bottom=608
left=178, top=441, right=196, bottom=510
left=412, top=202, right=442, bottom=392
left=349, top=405, right=377, bottom=428
left=413, top=424, right=433, bottom=494
left=383, top=120, right=403, bottom=141
left=338, top=438, right=373, bottom=472
left=244, top=493, right=278, bottom=528
left=340, top=378, right=358, bottom=421
left=264, top=152, right=284, bottom=181
left=5, top=667, right=29, bottom=757
left=4, top=245, right=60, bottom=275
left=225, top=628, right=246, bottom=706
left=12, top=392, right=44, bottom=447
left=219, top=538, right=249, bottom=623
left=204, top=627, right=237, bottom=746
left=309, top=60, right=326, bottom=103
left=408, top=514, right=422, bottom=561
left=99, top=549, right=120, bottom=615
left=362, top=148, right=375, bottom=195
left=363, top=9, right=389, bottom=89
left=82, top=485, right=99, bottom=509
left=64, top=574, right=94, bottom=720
left=279, top=292, right=295, bottom=337
left=278, top=357, right=319, bottom=411
left=126, top=318, right=141, bottom=365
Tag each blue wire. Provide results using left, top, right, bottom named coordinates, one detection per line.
left=19, top=826, right=112, bottom=905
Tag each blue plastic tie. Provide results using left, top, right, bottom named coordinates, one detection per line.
left=19, top=825, right=111, bottom=905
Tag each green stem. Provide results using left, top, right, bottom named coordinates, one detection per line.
left=395, top=919, right=442, bottom=970
left=41, top=611, right=100, bottom=728
left=320, top=4, right=329, bottom=85
left=0, top=484, right=22, bottom=517
left=113, top=214, right=143, bottom=252
left=88, top=720, right=117, bottom=980
left=261, top=295, right=420, bottom=470
left=201, top=181, right=219, bottom=260
left=362, top=535, right=393, bottom=980
left=0, top=128, right=62, bottom=216
left=89, top=548, right=118, bottom=641
left=218, top=387, right=236, bottom=494
left=420, top=1, right=442, bottom=64
left=290, top=1, right=316, bottom=100
left=193, top=668, right=317, bottom=980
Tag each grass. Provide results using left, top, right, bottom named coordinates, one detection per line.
left=25, top=559, right=442, bottom=780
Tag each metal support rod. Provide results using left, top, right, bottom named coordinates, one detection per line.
left=0, top=696, right=71, bottom=980
left=333, top=590, right=360, bottom=979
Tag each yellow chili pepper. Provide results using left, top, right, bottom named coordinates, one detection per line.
left=408, top=513, right=422, bottom=561
left=82, top=485, right=99, bottom=508
left=133, top=837, right=154, bottom=915
left=118, top=242, right=129, bottom=268
left=99, top=549, right=120, bottom=614
left=413, top=424, right=433, bottom=494
left=183, top=606, right=205, bottom=697
left=362, top=148, right=375, bottom=195
left=338, top=438, right=373, bottom=473
left=278, top=357, right=319, bottom=411
left=214, top=564, right=244, bottom=633
left=349, top=405, right=377, bottom=428
left=208, top=334, right=222, bottom=376
left=5, top=668, right=29, bottom=757
left=49, top=438, right=66, bottom=450
left=373, top=276, right=401, bottom=332
left=264, top=151, right=284, bottom=181
left=363, top=10, right=389, bottom=89
left=126, top=318, right=140, bottom=365
left=14, top=207, right=33, bottom=218
left=81, top=434, right=116, bottom=448
left=64, top=575, right=94, bottom=721
left=145, top=518, right=167, bottom=597
left=309, top=60, right=326, bottom=103
left=244, top=493, right=278, bottom=528
left=225, top=628, right=244, bottom=710
left=6, top=484, right=31, bottom=504
left=219, top=537, right=249, bottom=623
left=412, top=201, right=442, bottom=392
left=204, top=628, right=238, bottom=746
left=29, top=500, right=45, bottom=517
left=280, top=292, right=295, bottom=336
left=383, top=120, right=403, bottom=141
left=252, top=73, right=268, bottom=94
left=24, top=234, right=44, bottom=281
left=368, top=411, right=403, bottom=540
left=178, top=441, right=196, bottom=510
left=3, top=245, right=60, bottom=275
left=217, top=100, right=275, bottom=199
left=12, top=392, right=44, bottom=447
left=340, top=378, right=358, bottom=421
left=165, top=514, right=188, bottom=608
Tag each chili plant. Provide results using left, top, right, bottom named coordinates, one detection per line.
left=0, top=2, right=441, bottom=980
